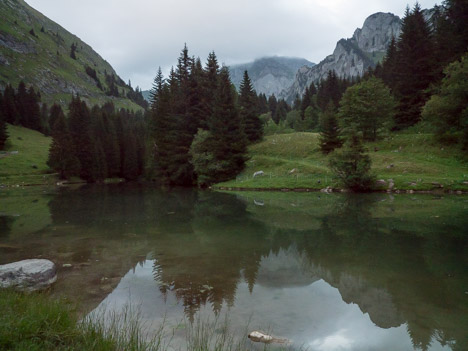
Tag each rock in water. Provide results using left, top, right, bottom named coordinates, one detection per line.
left=248, top=331, right=290, bottom=344
left=0, top=259, right=57, bottom=292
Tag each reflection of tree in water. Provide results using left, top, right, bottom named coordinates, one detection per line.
left=0, top=216, right=14, bottom=238
left=151, top=191, right=278, bottom=321
left=47, top=187, right=468, bottom=349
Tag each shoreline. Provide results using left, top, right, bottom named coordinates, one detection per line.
left=213, top=186, right=468, bottom=195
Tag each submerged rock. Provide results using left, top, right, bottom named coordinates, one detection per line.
left=248, top=331, right=290, bottom=345
left=0, top=259, right=57, bottom=292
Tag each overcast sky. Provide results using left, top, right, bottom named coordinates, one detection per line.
left=26, top=0, right=439, bottom=90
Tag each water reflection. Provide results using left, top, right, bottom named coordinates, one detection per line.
left=0, top=185, right=467, bottom=350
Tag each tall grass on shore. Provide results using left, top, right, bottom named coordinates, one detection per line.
left=0, top=290, right=298, bottom=351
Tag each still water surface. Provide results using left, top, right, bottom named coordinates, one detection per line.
left=0, top=185, right=467, bottom=350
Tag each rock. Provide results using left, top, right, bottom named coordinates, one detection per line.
left=386, top=164, right=394, bottom=169
left=289, top=168, right=297, bottom=174
left=62, top=263, right=72, bottom=268
left=387, top=179, right=395, bottom=192
left=253, top=170, right=265, bottom=178
left=320, top=186, right=333, bottom=193
left=248, top=331, right=290, bottom=345
left=280, top=12, right=401, bottom=102
left=0, top=259, right=57, bottom=292
left=375, top=179, right=387, bottom=187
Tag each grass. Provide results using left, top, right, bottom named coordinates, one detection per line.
left=0, top=289, right=296, bottom=351
left=0, top=124, right=59, bottom=186
left=214, top=132, right=468, bottom=192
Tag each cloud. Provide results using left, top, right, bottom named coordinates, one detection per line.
left=26, top=0, right=440, bottom=89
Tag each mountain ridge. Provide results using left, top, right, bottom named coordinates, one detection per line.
left=280, top=12, right=401, bottom=102
left=0, top=0, right=143, bottom=110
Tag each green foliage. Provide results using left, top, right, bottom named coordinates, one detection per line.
left=393, top=4, right=437, bottom=129
left=329, top=133, right=375, bottom=191
left=319, top=103, right=343, bottom=154
left=423, top=53, right=468, bottom=148
left=338, top=77, right=395, bottom=141
left=0, top=92, right=8, bottom=150
left=47, top=110, right=79, bottom=179
left=190, top=129, right=216, bottom=187
left=239, top=70, right=263, bottom=143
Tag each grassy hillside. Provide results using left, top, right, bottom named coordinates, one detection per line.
left=214, top=133, right=468, bottom=192
left=0, top=0, right=141, bottom=111
left=0, top=124, right=57, bottom=186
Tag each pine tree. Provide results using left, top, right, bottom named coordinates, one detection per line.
left=201, top=67, right=248, bottom=184
left=239, top=70, right=263, bottom=143
left=329, top=132, right=375, bottom=191
left=2, top=84, right=18, bottom=124
left=319, top=102, right=343, bottom=154
left=68, top=95, right=95, bottom=182
left=47, top=111, right=79, bottom=179
left=0, top=92, right=8, bottom=150
left=393, top=4, right=437, bottom=129
left=48, top=104, right=65, bottom=134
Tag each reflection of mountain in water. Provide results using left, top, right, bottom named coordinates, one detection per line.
left=256, top=247, right=320, bottom=288
left=1, top=185, right=467, bottom=350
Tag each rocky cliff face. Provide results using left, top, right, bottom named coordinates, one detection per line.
left=281, top=12, right=401, bottom=103
left=229, top=56, right=314, bottom=97
left=0, top=0, right=140, bottom=110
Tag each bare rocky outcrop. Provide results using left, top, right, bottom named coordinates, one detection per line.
left=281, top=12, right=401, bottom=102
left=0, top=259, right=57, bottom=292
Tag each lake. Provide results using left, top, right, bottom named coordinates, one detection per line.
left=1, top=184, right=467, bottom=350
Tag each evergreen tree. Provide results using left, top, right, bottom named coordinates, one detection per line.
left=268, top=95, right=278, bottom=123
left=317, top=70, right=343, bottom=111
left=48, top=104, right=65, bottom=134
left=149, top=67, right=164, bottom=110
left=24, top=86, right=41, bottom=131
left=2, top=84, right=18, bottom=124
left=379, top=36, right=398, bottom=91
left=47, top=111, right=79, bottom=179
left=329, top=132, right=375, bottom=192
left=39, top=103, right=50, bottom=135
left=70, top=43, right=77, bottom=59
left=0, top=92, right=8, bottom=151
left=68, top=95, right=95, bottom=182
left=198, top=67, right=248, bottom=185
left=239, top=70, right=263, bottom=143
left=257, top=93, right=269, bottom=114
left=319, top=102, right=343, bottom=154
left=393, top=4, right=437, bottom=129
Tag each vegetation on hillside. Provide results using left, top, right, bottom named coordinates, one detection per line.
left=0, top=0, right=147, bottom=111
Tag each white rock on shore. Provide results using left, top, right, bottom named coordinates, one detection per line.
left=0, top=259, right=57, bottom=292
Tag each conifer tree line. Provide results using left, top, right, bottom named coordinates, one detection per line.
left=150, top=45, right=263, bottom=187
left=0, top=82, right=45, bottom=139
left=282, top=0, right=468, bottom=153
left=47, top=97, right=147, bottom=182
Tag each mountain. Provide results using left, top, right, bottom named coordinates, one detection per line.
left=229, top=56, right=314, bottom=97
left=0, top=0, right=142, bottom=110
left=281, top=12, right=401, bottom=103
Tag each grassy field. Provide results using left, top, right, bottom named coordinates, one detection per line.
left=214, top=132, right=468, bottom=192
left=0, top=124, right=58, bottom=186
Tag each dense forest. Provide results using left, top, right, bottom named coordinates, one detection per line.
left=1, top=0, right=466, bottom=188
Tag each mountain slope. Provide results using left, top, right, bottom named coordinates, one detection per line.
left=229, top=56, right=314, bottom=97
left=0, top=0, right=141, bottom=110
left=281, top=12, right=401, bottom=102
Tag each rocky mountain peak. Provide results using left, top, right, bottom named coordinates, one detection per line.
left=280, top=12, right=401, bottom=103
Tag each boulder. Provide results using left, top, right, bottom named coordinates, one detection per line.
left=375, top=179, right=387, bottom=188
left=253, top=170, right=265, bottom=178
left=0, top=259, right=57, bottom=292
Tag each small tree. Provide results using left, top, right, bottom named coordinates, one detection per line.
left=239, top=71, right=263, bottom=143
left=338, top=77, right=395, bottom=141
left=319, top=103, right=342, bottom=154
left=190, top=129, right=216, bottom=187
left=70, top=43, right=77, bottom=60
left=0, top=92, right=9, bottom=150
left=329, top=133, right=375, bottom=192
